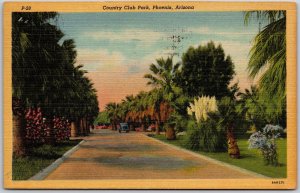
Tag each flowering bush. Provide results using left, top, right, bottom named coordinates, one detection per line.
left=248, top=124, right=283, bottom=166
left=25, top=108, right=71, bottom=144
left=53, top=117, right=71, bottom=142
left=25, top=108, right=49, bottom=144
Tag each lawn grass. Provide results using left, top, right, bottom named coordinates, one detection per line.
left=150, top=134, right=286, bottom=178
left=12, top=139, right=82, bottom=180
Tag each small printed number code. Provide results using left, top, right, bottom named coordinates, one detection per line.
left=272, top=181, right=284, bottom=184
left=21, top=6, right=31, bottom=10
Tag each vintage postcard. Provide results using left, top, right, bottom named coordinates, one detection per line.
left=3, top=1, right=297, bottom=189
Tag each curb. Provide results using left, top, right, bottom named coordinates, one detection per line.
left=145, top=134, right=270, bottom=179
left=29, top=140, right=86, bottom=180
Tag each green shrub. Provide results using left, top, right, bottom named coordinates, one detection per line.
left=184, top=117, right=227, bottom=152
left=183, top=120, right=201, bottom=150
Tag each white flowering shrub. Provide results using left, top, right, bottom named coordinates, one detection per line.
left=187, top=96, right=218, bottom=122
left=248, top=124, right=283, bottom=166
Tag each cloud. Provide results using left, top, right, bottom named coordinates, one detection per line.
left=83, top=29, right=166, bottom=45
left=76, top=47, right=166, bottom=74
left=76, top=48, right=126, bottom=73
left=190, top=27, right=257, bottom=37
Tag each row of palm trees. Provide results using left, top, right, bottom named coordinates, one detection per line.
left=105, top=89, right=173, bottom=134
left=12, top=12, right=99, bottom=156
left=104, top=57, right=186, bottom=138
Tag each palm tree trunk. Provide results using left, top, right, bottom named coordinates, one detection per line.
left=85, top=117, right=90, bottom=134
left=70, top=121, right=77, bottom=137
left=227, top=127, right=240, bottom=158
left=82, top=117, right=87, bottom=136
left=45, top=117, right=55, bottom=144
left=12, top=97, right=26, bottom=156
left=80, top=118, right=84, bottom=136
left=141, top=122, right=145, bottom=131
left=13, top=113, right=25, bottom=156
left=166, top=124, right=176, bottom=140
left=129, top=123, right=134, bottom=131
left=155, top=121, right=160, bottom=135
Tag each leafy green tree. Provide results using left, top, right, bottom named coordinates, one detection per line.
left=94, top=111, right=110, bottom=125
left=178, top=41, right=235, bottom=99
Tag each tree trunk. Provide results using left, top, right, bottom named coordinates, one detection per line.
left=74, top=119, right=80, bottom=136
left=129, top=123, right=134, bottom=131
left=82, top=117, right=87, bottom=136
left=112, top=122, right=117, bottom=130
left=155, top=121, right=160, bottom=135
left=141, top=123, right=145, bottom=132
left=165, top=124, right=176, bottom=140
left=70, top=121, right=77, bottom=137
left=45, top=117, right=55, bottom=145
left=86, top=118, right=90, bottom=134
left=12, top=97, right=25, bottom=156
left=227, top=128, right=240, bottom=158
left=80, top=118, right=84, bottom=136
left=13, top=113, right=25, bottom=156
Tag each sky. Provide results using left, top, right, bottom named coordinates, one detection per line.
left=57, top=12, right=261, bottom=110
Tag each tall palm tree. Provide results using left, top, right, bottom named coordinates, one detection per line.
left=12, top=12, right=59, bottom=154
left=105, top=102, right=119, bottom=130
left=121, top=95, right=135, bottom=130
left=144, top=57, right=180, bottom=139
left=144, top=57, right=180, bottom=92
left=148, top=89, right=164, bottom=134
left=244, top=11, right=286, bottom=108
left=12, top=12, right=99, bottom=149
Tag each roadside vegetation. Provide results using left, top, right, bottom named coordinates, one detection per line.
left=13, top=11, right=287, bottom=179
left=12, top=12, right=98, bottom=179
left=13, top=139, right=82, bottom=180
left=151, top=135, right=286, bottom=178
left=96, top=11, right=287, bottom=176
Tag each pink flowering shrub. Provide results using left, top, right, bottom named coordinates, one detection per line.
left=25, top=108, right=70, bottom=144
left=25, top=108, right=49, bottom=144
left=53, top=116, right=71, bottom=142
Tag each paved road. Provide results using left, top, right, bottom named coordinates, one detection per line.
left=45, top=129, right=263, bottom=179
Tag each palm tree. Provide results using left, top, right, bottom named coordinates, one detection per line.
left=144, top=57, right=180, bottom=92
left=237, top=85, right=285, bottom=129
left=12, top=12, right=59, bottom=154
left=12, top=12, right=99, bottom=150
left=105, top=102, right=119, bottom=130
left=148, top=89, right=164, bottom=134
left=121, top=95, right=135, bottom=130
left=244, top=11, right=286, bottom=110
left=144, top=57, right=180, bottom=139
left=217, top=97, right=245, bottom=159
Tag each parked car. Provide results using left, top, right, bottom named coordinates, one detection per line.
left=135, top=127, right=143, bottom=132
left=119, top=123, right=129, bottom=133
left=96, top=125, right=108, bottom=129
left=146, top=124, right=155, bottom=132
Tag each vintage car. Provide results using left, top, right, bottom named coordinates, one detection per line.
left=119, top=123, right=129, bottom=133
